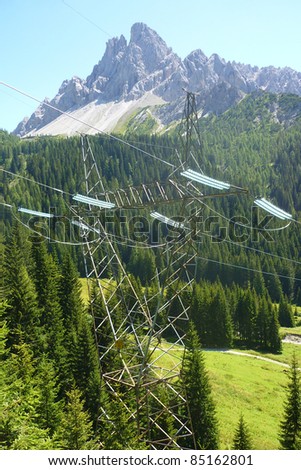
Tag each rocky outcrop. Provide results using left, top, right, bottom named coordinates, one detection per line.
left=14, top=22, right=301, bottom=137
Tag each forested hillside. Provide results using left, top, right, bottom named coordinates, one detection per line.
left=1, top=90, right=301, bottom=449
left=2, top=91, right=301, bottom=299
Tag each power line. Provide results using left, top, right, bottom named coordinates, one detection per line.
left=190, top=202, right=301, bottom=266
left=0, top=81, right=175, bottom=169
left=3, top=168, right=301, bottom=283
left=3, top=164, right=301, bottom=269
left=0, top=168, right=72, bottom=196
left=62, top=0, right=112, bottom=37
left=2, top=84, right=301, bottom=277
left=194, top=253, right=301, bottom=283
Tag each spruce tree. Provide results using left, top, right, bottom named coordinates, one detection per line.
left=101, top=390, right=147, bottom=449
left=59, top=253, right=87, bottom=386
left=31, top=241, right=68, bottom=388
left=59, top=253, right=83, bottom=337
left=232, top=414, right=252, bottom=450
left=267, top=269, right=283, bottom=303
left=0, top=301, right=13, bottom=449
left=35, top=356, right=62, bottom=435
left=4, top=226, right=40, bottom=347
left=57, top=388, right=97, bottom=450
left=268, top=306, right=282, bottom=354
left=149, top=383, right=177, bottom=448
left=180, top=322, right=219, bottom=449
left=235, top=287, right=258, bottom=347
left=278, top=296, right=295, bottom=328
left=2, top=342, right=51, bottom=449
left=74, top=314, right=101, bottom=429
left=279, top=354, right=301, bottom=449
left=208, top=287, right=233, bottom=348
left=190, top=282, right=211, bottom=346
left=256, top=295, right=270, bottom=349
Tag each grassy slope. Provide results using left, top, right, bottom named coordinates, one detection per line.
left=232, top=342, right=301, bottom=366
left=80, top=279, right=298, bottom=449
left=153, top=342, right=289, bottom=449
left=204, top=351, right=287, bottom=449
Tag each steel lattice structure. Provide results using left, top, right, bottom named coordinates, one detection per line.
left=8, top=91, right=246, bottom=449
left=76, top=134, right=199, bottom=448
left=74, top=94, right=246, bottom=447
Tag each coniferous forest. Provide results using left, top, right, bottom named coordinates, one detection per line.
left=1, top=91, right=301, bottom=449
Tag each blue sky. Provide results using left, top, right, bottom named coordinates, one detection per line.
left=1, top=0, right=301, bottom=132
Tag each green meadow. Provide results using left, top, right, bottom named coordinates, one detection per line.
left=80, top=279, right=300, bottom=449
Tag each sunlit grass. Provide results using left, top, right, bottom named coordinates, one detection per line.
left=78, top=281, right=300, bottom=449
left=153, top=342, right=293, bottom=449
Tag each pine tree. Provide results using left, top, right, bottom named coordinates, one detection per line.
left=1, top=342, right=51, bottom=449
left=279, top=354, right=301, bottom=449
left=253, top=271, right=266, bottom=297
left=59, top=253, right=88, bottom=388
left=256, top=295, right=270, bottom=349
left=11, top=425, right=55, bottom=450
left=267, top=268, right=283, bottom=303
left=31, top=241, right=68, bottom=389
left=232, top=414, right=252, bottom=450
left=74, top=314, right=101, bottom=429
left=35, top=356, right=62, bottom=435
left=268, top=306, right=282, bottom=353
left=278, top=296, right=295, bottom=327
left=89, top=284, right=122, bottom=374
left=101, top=390, right=146, bottom=449
left=190, top=282, right=211, bottom=346
left=4, top=225, right=40, bottom=347
left=235, top=287, right=258, bottom=347
left=59, top=253, right=83, bottom=337
left=208, top=286, right=233, bottom=348
left=0, top=301, right=13, bottom=449
left=149, top=383, right=177, bottom=448
left=57, top=388, right=97, bottom=450
left=180, top=323, right=219, bottom=449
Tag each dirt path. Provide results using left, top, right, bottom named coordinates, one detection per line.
left=220, top=350, right=290, bottom=368
left=282, top=334, right=301, bottom=345
left=206, top=334, right=301, bottom=368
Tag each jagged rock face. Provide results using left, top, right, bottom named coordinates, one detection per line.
left=85, top=22, right=181, bottom=102
left=15, top=22, right=301, bottom=137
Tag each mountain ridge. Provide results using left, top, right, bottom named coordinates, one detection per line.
left=14, top=22, right=301, bottom=137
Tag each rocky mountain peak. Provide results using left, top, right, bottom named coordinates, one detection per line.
left=129, top=22, right=172, bottom=70
left=14, top=23, right=301, bottom=137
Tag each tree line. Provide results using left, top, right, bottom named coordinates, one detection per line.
left=1, top=223, right=300, bottom=449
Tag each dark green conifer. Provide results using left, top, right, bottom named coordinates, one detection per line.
left=31, top=240, right=68, bottom=390
left=279, top=354, right=301, bottom=449
left=57, top=388, right=97, bottom=450
left=180, top=322, right=219, bottom=449
left=268, top=306, right=282, bottom=353
left=74, top=314, right=101, bottom=429
left=35, top=356, right=62, bottom=435
left=208, top=287, right=233, bottom=348
left=278, top=296, right=295, bottom=327
left=233, top=414, right=252, bottom=450
left=101, top=390, right=147, bottom=450
left=4, top=225, right=40, bottom=347
left=256, top=295, right=270, bottom=349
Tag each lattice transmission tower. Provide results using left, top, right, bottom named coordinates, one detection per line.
left=8, top=90, right=247, bottom=449
left=72, top=91, right=246, bottom=449
left=74, top=135, right=197, bottom=449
